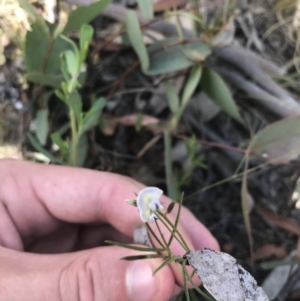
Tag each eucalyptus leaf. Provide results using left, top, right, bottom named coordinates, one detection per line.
left=164, top=80, right=179, bottom=113
left=249, top=115, right=300, bottom=163
left=147, top=38, right=211, bottom=75
left=36, top=109, right=49, bottom=146
left=126, top=11, right=149, bottom=72
left=137, top=0, right=153, bottom=20
left=260, top=257, right=300, bottom=270
left=200, top=67, right=242, bottom=123
left=181, top=64, right=202, bottom=106
left=63, top=0, right=112, bottom=35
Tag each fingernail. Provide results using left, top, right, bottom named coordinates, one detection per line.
left=126, top=261, right=157, bottom=301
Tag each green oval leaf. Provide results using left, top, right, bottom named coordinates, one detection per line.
left=147, top=38, right=211, bottom=75
left=63, top=0, right=112, bottom=35
left=126, top=11, right=149, bottom=72
left=249, top=115, right=300, bottom=163
left=137, top=0, right=153, bottom=20
left=200, top=67, right=242, bottom=123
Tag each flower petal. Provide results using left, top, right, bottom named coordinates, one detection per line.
left=136, top=187, right=163, bottom=223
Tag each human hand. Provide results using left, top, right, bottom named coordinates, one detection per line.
left=0, top=159, right=219, bottom=301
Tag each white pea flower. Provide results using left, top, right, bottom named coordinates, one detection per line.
left=137, top=187, right=164, bottom=222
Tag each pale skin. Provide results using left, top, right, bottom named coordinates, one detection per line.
left=0, top=159, right=219, bottom=301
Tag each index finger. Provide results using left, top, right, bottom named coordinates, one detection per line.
left=0, top=159, right=218, bottom=250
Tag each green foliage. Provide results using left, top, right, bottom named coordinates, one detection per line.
left=23, top=0, right=111, bottom=87
left=20, top=0, right=108, bottom=167
left=137, top=0, right=153, bottom=20
left=200, top=67, right=242, bottom=123
left=63, top=0, right=112, bottom=35
left=36, top=109, right=49, bottom=146
left=164, top=130, right=179, bottom=200
left=126, top=11, right=150, bottom=72
left=52, top=24, right=106, bottom=166
left=248, top=115, right=300, bottom=163
left=177, top=135, right=206, bottom=187
left=164, top=80, right=180, bottom=113
left=147, top=38, right=211, bottom=75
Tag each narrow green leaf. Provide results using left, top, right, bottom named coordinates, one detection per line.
left=77, top=133, right=88, bottom=167
left=135, top=113, right=143, bottom=132
left=68, top=91, right=83, bottom=126
left=181, top=64, right=202, bottom=106
left=241, top=156, right=253, bottom=259
left=51, top=132, right=68, bottom=160
left=121, top=254, right=163, bottom=261
left=55, top=89, right=67, bottom=102
left=164, top=80, right=180, bottom=113
left=249, top=115, right=300, bottom=163
left=17, top=0, right=36, bottom=22
left=147, top=38, right=211, bottom=75
left=182, top=261, right=191, bottom=301
left=168, top=192, right=184, bottom=247
left=105, top=240, right=165, bottom=252
left=80, top=97, right=106, bottom=135
left=36, top=109, right=49, bottom=146
left=79, top=24, right=94, bottom=62
left=260, top=257, right=300, bottom=269
left=27, top=133, right=63, bottom=164
left=164, top=130, right=178, bottom=200
left=167, top=201, right=176, bottom=214
left=126, top=11, right=149, bottom=72
left=63, top=0, right=112, bottom=34
left=27, top=73, right=63, bottom=88
left=145, top=222, right=165, bottom=249
left=63, top=50, right=79, bottom=77
left=137, top=0, right=153, bottom=20
left=153, top=257, right=174, bottom=276
left=200, top=67, right=242, bottom=123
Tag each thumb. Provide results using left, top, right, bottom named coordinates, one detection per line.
left=0, top=246, right=176, bottom=301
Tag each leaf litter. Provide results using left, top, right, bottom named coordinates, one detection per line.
left=185, top=248, right=268, bottom=301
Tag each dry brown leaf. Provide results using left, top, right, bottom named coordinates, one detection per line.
left=252, top=244, right=287, bottom=261
left=256, top=204, right=300, bottom=236
left=101, top=118, right=117, bottom=136
left=115, top=114, right=160, bottom=126
left=186, top=249, right=268, bottom=301
left=102, top=114, right=160, bottom=136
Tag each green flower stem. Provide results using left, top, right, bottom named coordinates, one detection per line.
left=145, top=222, right=165, bottom=249
left=157, top=211, right=190, bottom=252
left=156, top=213, right=188, bottom=252
left=155, top=219, right=171, bottom=255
